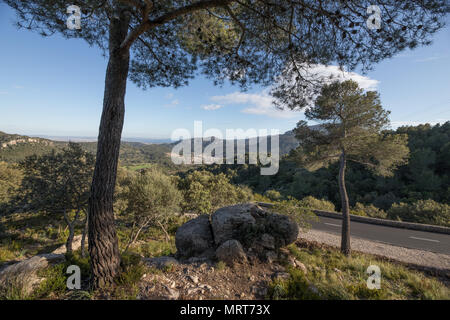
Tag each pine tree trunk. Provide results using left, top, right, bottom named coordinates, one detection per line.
left=338, top=151, right=351, bottom=256
left=63, top=209, right=74, bottom=255
left=81, top=213, right=88, bottom=258
left=88, top=10, right=130, bottom=289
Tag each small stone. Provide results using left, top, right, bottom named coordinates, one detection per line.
left=308, top=284, right=320, bottom=295
left=187, top=287, right=202, bottom=295
left=161, top=285, right=179, bottom=300
left=201, top=284, right=213, bottom=291
left=265, top=250, right=278, bottom=263
left=295, top=260, right=308, bottom=274
left=271, top=272, right=290, bottom=281
left=287, top=257, right=296, bottom=267
left=187, top=275, right=199, bottom=284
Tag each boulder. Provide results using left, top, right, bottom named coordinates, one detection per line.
left=175, top=203, right=299, bottom=261
left=264, top=213, right=299, bottom=247
left=52, top=234, right=86, bottom=255
left=211, top=203, right=298, bottom=250
left=211, top=204, right=256, bottom=246
left=0, top=253, right=65, bottom=297
left=175, top=215, right=215, bottom=258
left=215, top=240, right=247, bottom=266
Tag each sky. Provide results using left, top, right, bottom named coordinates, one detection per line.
left=0, top=4, right=449, bottom=140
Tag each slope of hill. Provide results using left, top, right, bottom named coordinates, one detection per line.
left=0, top=130, right=299, bottom=166
left=0, top=131, right=64, bottom=162
left=0, top=131, right=175, bottom=167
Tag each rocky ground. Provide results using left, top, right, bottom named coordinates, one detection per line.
left=139, top=202, right=303, bottom=300
left=139, top=247, right=308, bottom=300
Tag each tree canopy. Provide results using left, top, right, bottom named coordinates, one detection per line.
left=293, top=80, right=410, bottom=176
left=6, top=0, right=448, bottom=90
left=5, top=0, right=448, bottom=287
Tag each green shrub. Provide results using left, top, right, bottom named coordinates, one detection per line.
left=0, top=161, right=23, bottom=205
left=179, top=170, right=253, bottom=214
left=298, top=196, right=335, bottom=212
left=272, top=197, right=318, bottom=230
left=112, top=252, right=148, bottom=299
left=119, top=167, right=182, bottom=249
left=33, top=264, right=68, bottom=299
left=387, top=200, right=450, bottom=227
left=268, top=268, right=321, bottom=300
left=351, top=203, right=387, bottom=219
left=264, top=189, right=282, bottom=201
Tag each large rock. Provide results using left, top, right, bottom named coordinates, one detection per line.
left=211, top=204, right=256, bottom=246
left=211, top=203, right=298, bottom=250
left=264, top=213, right=299, bottom=247
left=52, top=234, right=86, bottom=254
left=0, top=253, right=65, bottom=297
left=175, top=215, right=215, bottom=259
left=215, top=240, right=247, bottom=266
left=175, top=203, right=299, bottom=261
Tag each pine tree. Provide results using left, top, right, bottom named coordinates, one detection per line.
left=5, top=0, right=447, bottom=287
left=292, top=80, right=409, bottom=255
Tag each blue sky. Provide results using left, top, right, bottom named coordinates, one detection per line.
left=0, top=4, right=449, bottom=139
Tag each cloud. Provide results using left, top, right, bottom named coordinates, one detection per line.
left=202, top=104, right=223, bottom=111
left=164, top=99, right=179, bottom=108
left=13, top=85, right=24, bottom=89
left=211, top=91, right=299, bottom=118
left=414, top=56, right=441, bottom=63
left=303, top=64, right=379, bottom=90
left=0, top=91, right=8, bottom=95
left=210, top=64, right=379, bottom=119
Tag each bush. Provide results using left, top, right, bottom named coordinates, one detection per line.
left=264, top=189, right=282, bottom=201
left=119, top=167, right=182, bottom=248
left=0, top=162, right=22, bottom=206
left=179, top=170, right=253, bottom=214
left=387, top=200, right=450, bottom=227
left=272, top=197, right=318, bottom=230
left=298, top=196, right=335, bottom=212
left=351, top=203, right=387, bottom=219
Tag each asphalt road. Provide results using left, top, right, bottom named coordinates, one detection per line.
left=309, top=215, right=450, bottom=255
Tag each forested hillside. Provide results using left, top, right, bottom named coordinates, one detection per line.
left=2, top=122, right=449, bottom=206
left=0, top=133, right=174, bottom=168
left=195, top=122, right=450, bottom=225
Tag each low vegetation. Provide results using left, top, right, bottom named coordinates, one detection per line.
left=269, top=242, right=449, bottom=300
left=0, top=122, right=449, bottom=299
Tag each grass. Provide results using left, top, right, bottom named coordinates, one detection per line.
left=0, top=211, right=75, bottom=264
left=215, top=261, right=227, bottom=272
left=268, top=242, right=450, bottom=300
left=2, top=208, right=448, bottom=301
left=110, top=253, right=149, bottom=300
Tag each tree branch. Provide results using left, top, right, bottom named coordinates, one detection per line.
left=120, top=0, right=234, bottom=51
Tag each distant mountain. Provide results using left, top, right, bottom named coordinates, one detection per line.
left=35, top=135, right=172, bottom=144
left=0, top=131, right=64, bottom=162
left=0, top=129, right=302, bottom=165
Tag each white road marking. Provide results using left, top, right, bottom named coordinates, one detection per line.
left=409, top=236, right=440, bottom=243
left=324, top=223, right=341, bottom=227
